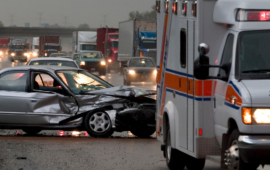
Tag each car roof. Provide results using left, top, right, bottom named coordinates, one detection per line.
left=29, top=57, right=74, bottom=61
left=0, top=65, right=82, bottom=73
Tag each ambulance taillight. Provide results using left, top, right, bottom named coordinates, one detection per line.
left=237, top=9, right=270, bottom=21
left=156, top=0, right=160, bottom=13
left=173, top=1, right=178, bottom=15
left=181, top=1, right=188, bottom=16
left=165, top=0, right=169, bottom=14
left=192, top=1, right=197, bottom=17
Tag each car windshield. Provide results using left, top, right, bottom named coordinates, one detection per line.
left=142, top=40, right=156, bottom=49
left=236, top=30, right=270, bottom=79
left=11, top=45, right=26, bottom=49
left=0, top=45, right=8, bottom=48
left=45, top=45, right=60, bottom=50
left=111, top=41, right=118, bottom=48
left=81, top=52, right=103, bottom=59
left=56, top=70, right=112, bottom=95
left=129, top=58, right=155, bottom=67
left=29, top=60, right=77, bottom=68
left=109, top=35, right=118, bottom=39
left=81, top=44, right=96, bottom=51
left=34, top=45, right=39, bottom=49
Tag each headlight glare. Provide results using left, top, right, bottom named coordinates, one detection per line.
left=80, top=61, right=85, bottom=66
left=0, top=51, right=3, bottom=55
left=242, top=108, right=252, bottom=125
left=154, top=70, right=157, bottom=75
left=33, top=52, right=37, bottom=57
left=129, top=70, right=135, bottom=74
left=108, top=59, right=112, bottom=63
left=11, top=53, right=15, bottom=56
left=101, top=61, right=106, bottom=65
left=253, top=109, right=270, bottom=124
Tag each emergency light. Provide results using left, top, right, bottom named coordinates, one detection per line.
left=237, top=9, right=270, bottom=21
left=173, top=1, right=178, bottom=15
left=182, top=1, right=188, bottom=16
left=165, top=0, right=169, bottom=14
left=192, top=1, right=197, bottom=17
left=156, top=0, right=160, bottom=13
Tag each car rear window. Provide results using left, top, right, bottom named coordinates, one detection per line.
left=0, top=71, right=28, bottom=92
left=29, top=60, right=78, bottom=68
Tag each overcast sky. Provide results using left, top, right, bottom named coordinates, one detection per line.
left=0, top=0, right=154, bottom=28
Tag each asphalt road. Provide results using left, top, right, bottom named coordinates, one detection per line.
left=0, top=57, right=269, bottom=170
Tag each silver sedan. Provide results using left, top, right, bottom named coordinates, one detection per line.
left=0, top=66, right=156, bottom=138
left=27, top=57, right=79, bottom=68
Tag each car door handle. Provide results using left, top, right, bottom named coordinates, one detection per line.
left=31, top=99, right=38, bottom=103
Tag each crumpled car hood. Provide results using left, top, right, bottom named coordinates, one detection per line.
left=87, top=86, right=156, bottom=98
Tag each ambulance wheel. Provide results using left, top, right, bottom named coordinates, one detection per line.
left=186, top=156, right=205, bottom=170
left=165, top=128, right=186, bottom=170
left=23, top=128, right=41, bottom=135
left=225, top=129, right=259, bottom=170
left=84, top=111, right=114, bottom=138
left=130, top=126, right=155, bottom=138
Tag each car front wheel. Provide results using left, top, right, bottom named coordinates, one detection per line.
left=84, top=111, right=114, bottom=138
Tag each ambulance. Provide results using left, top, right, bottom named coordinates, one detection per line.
left=156, top=0, right=270, bottom=169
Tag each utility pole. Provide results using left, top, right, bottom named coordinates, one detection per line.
left=102, top=14, right=108, bottom=27
left=37, top=12, right=45, bottom=26
left=9, top=14, right=14, bottom=26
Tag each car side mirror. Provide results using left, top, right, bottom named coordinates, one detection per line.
left=194, top=43, right=210, bottom=80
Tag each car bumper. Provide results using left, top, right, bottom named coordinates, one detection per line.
left=10, top=56, right=27, bottom=60
left=80, top=64, right=106, bottom=72
left=239, top=135, right=270, bottom=164
left=127, top=74, right=156, bottom=82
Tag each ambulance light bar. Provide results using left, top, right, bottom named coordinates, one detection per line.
left=182, top=1, right=187, bottom=16
left=237, top=9, right=270, bottom=21
left=173, top=1, right=178, bottom=15
left=165, top=0, right=169, bottom=14
left=192, top=1, right=197, bottom=17
left=156, top=0, right=160, bottom=13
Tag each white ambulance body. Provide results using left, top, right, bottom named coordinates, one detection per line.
left=156, top=0, right=270, bottom=169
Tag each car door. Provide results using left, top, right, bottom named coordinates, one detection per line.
left=0, top=70, right=30, bottom=124
left=27, top=71, right=78, bottom=125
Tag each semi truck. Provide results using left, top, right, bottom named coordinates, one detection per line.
left=118, top=19, right=156, bottom=73
left=8, top=38, right=29, bottom=62
left=0, top=38, right=10, bottom=59
left=156, top=0, right=270, bottom=170
left=32, top=37, right=39, bottom=57
left=39, top=36, right=61, bottom=57
left=73, top=31, right=97, bottom=53
left=96, top=27, right=119, bottom=72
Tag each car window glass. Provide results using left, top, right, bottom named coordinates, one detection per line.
left=0, top=71, right=27, bottom=92
left=33, top=73, right=64, bottom=94
left=219, top=34, right=234, bottom=78
left=81, top=52, right=103, bottom=59
left=129, top=58, right=155, bottom=67
left=29, top=60, right=77, bottom=68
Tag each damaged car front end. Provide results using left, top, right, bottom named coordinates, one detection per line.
left=0, top=66, right=156, bottom=138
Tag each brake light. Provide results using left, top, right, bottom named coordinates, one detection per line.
left=173, top=1, right=178, bottom=15
left=182, top=1, right=188, bottom=16
left=237, top=9, right=270, bottom=21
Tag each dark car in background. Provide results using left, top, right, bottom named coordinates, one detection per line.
left=123, top=57, right=157, bottom=85
left=75, top=51, right=106, bottom=76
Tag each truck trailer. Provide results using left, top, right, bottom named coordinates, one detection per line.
left=8, top=38, right=28, bottom=62
left=39, top=36, right=61, bottom=57
left=96, top=27, right=119, bottom=72
left=118, top=19, right=157, bottom=73
left=73, top=31, right=97, bottom=53
left=0, top=38, right=10, bottom=59
left=156, top=0, right=270, bottom=170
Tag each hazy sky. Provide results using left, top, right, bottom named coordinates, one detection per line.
left=0, top=0, right=154, bottom=28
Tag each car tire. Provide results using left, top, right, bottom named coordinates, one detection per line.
left=186, top=156, right=205, bottom=170
left=225, top=129, right=259, bottom=170
left=130, top=126, right=155, bottom=138
left=23, top=128, right=42, bottom=135
left=84, top=111, right=114, bottom=138
left=165, top=128, right=187, bottom=170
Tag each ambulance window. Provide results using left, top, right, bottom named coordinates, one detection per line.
left=180, top=29, right=187, bottom=68
left=219, top=34, right=234, bottom=79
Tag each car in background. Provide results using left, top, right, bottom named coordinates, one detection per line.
left=50, top=53, right=67, bottom=57
left=27, top=57, right=79, bottom=68
left=123, top=57, right=157, bottom=85
left=75, top=51, right=106, bottom=76
left=0, top=66, right=156, bottom=138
